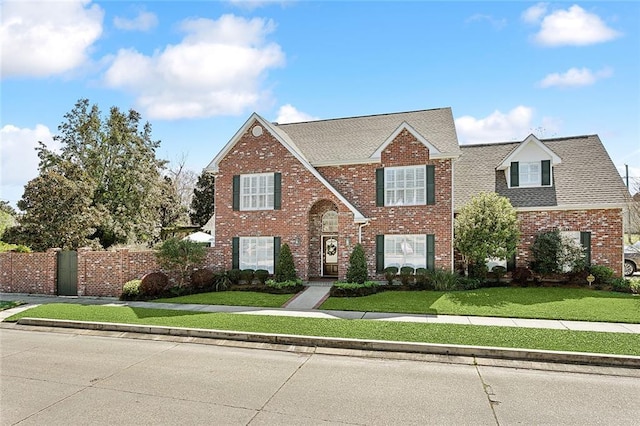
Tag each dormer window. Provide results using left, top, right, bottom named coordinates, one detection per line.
left=510, top=160, right=551, bottom=188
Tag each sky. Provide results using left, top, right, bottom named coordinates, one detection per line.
left=1, top=0, right=639, bottom=209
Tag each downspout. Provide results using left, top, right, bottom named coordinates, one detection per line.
left=358, top=220, right=370, bottom=244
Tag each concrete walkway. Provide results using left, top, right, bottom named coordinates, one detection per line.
left=1, top=291, right=639, bottom=334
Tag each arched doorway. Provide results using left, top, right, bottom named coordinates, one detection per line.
left=308, top=200, right=339, bottom=278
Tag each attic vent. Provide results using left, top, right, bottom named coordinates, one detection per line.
left=252, top=125, right=263, bottom=137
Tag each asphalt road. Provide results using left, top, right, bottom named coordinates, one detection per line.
left=1, top=328, right=639, bottom=425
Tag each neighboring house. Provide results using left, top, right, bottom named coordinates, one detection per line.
left=205, top=108, right=628, bottom=279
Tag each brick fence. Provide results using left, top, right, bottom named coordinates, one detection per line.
left=0, top=247, right=222, bottom=298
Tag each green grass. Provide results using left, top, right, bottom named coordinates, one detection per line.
left=153, top=291, right=294, bottom=307
left=0, top=301, right=21, bottom=311
left=5, top=303, right=640, bottom=356
left=320, top=287, right=640, bottom=323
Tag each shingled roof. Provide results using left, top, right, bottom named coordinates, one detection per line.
left=274, top=107, right=461, bottom=165
left=454, top=135, right=628, bottom=210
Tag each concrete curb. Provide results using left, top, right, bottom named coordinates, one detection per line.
left=15, top=317, right=640, bottom=369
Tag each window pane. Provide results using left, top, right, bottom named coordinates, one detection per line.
left=383, top=166, right=426, bottom=206
left=240, top=173, right=275, bottom=210
left=239, top=237, right=274, bottom=273
left=384, top=235, right=427, bottom=269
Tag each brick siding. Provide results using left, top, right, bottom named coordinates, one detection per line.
left=0, top=250, right=57, bottom=294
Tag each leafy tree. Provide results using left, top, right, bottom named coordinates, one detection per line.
left=454, top=192, right=520, bottom=277
left=4, top=165, right=103, bottom=251
left=157, top=176, right=187, bottom=229
left=168, top=155, right=198, bottom=223
left=346, top=244, right=368, bottom=284
left=531, top=230, right=585, bottom=274
left=0, top=201, right=17, bottom=240
left=28, top=98, right=168, bottom=248
left=275, top=243, right=297, bottom=282
left=155, top=238, right=206, bottom=287
left=190, top=171, right=215, bottom=226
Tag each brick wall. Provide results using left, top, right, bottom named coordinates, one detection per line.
left=516, top=208, right=624, bottom=276
left=0, top=250, right=57, bottom=294
left=215, top=122, right=453, bottom=280
left=1, top=247, right=224, bottom=297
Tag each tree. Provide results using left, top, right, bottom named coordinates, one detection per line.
left=28, top=99, right=167, bottom=248
left=155, top=238, right=206, bottom=287
left=275, top=243, right=297, bottom=282
left=4, top=165, right=103, bottom=251
left=454, top=192, right=520, bottom=277
left=0, top=201, right=17, bottom=240
left=346, top=244, right=368, bottom=284
left=168, top=154, right=198, bottom=223
left=190, top=171, right=215, bottom=226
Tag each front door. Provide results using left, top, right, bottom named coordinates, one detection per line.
left=323, top=236, right=338, bottom=277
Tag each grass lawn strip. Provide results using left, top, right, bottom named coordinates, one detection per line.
left=0, top=301, right=21, bottom=311
left=154, top=291, right=293, bottom=308
left=5, top=304, right=640, bottom=357
left=320, top=287, right=640, bottom=324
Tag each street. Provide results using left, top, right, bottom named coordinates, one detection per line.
left=1, top=327, right=639, bottom=425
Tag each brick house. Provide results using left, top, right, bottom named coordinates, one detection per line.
left=205, top=108, right=628, bottom=279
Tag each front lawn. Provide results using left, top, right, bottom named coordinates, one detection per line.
left=153, top=291, right=294, bottom=308
left=5, top=304, right=640, bottom=356
left=320, top=287, right=640, bottom=323
left=0, top=301, right=21, bottom=311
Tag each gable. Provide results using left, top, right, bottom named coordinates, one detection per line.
left=497, top=134, right=562, bottom=170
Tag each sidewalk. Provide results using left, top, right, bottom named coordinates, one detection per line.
left=2, top=291, right=639, bottom=334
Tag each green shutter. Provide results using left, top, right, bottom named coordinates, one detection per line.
left=232, top=237, right=239, bottom=269
left=510, top=162, right=519, bottom=187
left=232, top=175, right=240, bottom=211
left=580, top=232, right=591, bottom=266
left=426, top=234, right=435, bottom=270
left=426, top=165, right=435, bottom=205
left=376, top=168, right=385, bottom=207
left=376, top=235, right=385, bottom=272
left=541, top=160, right=551, bottom=186
left=273, top=237, right=281, bottom=274
left=274, top=173, right=282, bottom=210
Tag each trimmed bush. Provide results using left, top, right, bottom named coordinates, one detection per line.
left=331, top=281, right=380, bottom=297
left=265, top=279, right=304, bottom=294
left=346, top=244, right=368, bottom=284
left=589, top=265, right=615, bottom=287
left=255, top=269, right=269, bottom=285
left=275, top=243, right=297, bottom=282
left=241, top=269, right=255, bottom=284
left=629, top=277, right=640, bottom=294
left=415, top=268, right=429, bottom=289
left=140, top=272, right=169, bottom=298
left=227, top=269, right=242, bottom=285
left=611, top=277, right=631, bottom=293
left=120, top=279, right=141, bottom=300
left=190, top=268, right=216, bottom=291
left=399, top=266, right=415, bottom=286
left=511, top=266, right=532, bottom=285
left=384, top=266, right=398, bottom=285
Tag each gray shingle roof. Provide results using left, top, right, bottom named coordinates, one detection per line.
left=274, top=107, right=460, bottom=164
left=454, top=135, right=628, bottom=209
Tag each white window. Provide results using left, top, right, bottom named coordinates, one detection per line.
left=385, top=166, right=426, bottom=206
left=240, top=237, right=274, bottom=273
left=240, top=173, right=274, bottom=210
left=519, top=162, right=540, bottom=186
left=384, top=235, right=426, bottom=269
left=322, top=211, right=338, bottom=233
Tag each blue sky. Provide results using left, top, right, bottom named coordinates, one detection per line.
left=2, top=1, right=639, bottom=208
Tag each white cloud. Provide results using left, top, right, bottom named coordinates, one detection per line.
left=521, top=3, right=548, bottom=24
left=0, top=124, right=58, bottom=206
left=104, top=14, right=285, bottom=120
left=539, top=67, right=613, bottom=88
left=0, top=0, right=103, bottom=78
left=455, top=106, right=536, bottom=144
left=530, top=4, right=621, bottom=47
left=275, top=104, right=319, bottom=123
left=465, top=14, right=507, bottom=30
left=113, top=10, right=158, bottom=32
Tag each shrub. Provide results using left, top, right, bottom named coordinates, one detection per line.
left=469, top=262, right=488, bottom=279
left=120, top=279, right=142, bottom=300
left=140, top=272, right=169, bottom=298
left=629, top=277, right=640, bottom=294
left=531, top=230, right=562, bottom=274
left=0, top=242, right=31, bottom=253
left=457, top=276, right=482, bottom=290
left=155, top=238, right=206, bottom=287
left=384, top=266, right=398, bottom=285
left=589, top=265, right=615, bottom=287
left=227, top=269, right=242, bottom=285
left=255, top=269, right=269, bottom=285
left=345, top=244, right=368, bottom=284
left=427, top=268, right=460, bottom=291
left=399, top=266, right=415, bottom=286
left=266, top=279, right=304, bottom=293
left=331, top=281, right=380, bottom=297
left=491, top=265, right=507, bottom=283
left=190, top=268, right=216, bottom=291
left=275, top=243, right=297, bottom=282
left=415, top=268, right=429, bottom=289
left=611, top=277, right=631, bottom=293
left=240, top=269, right=255, bottom=284
left=511, top=266, right=532, bottom=285
left=214, top=272, right=232, bottom=292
